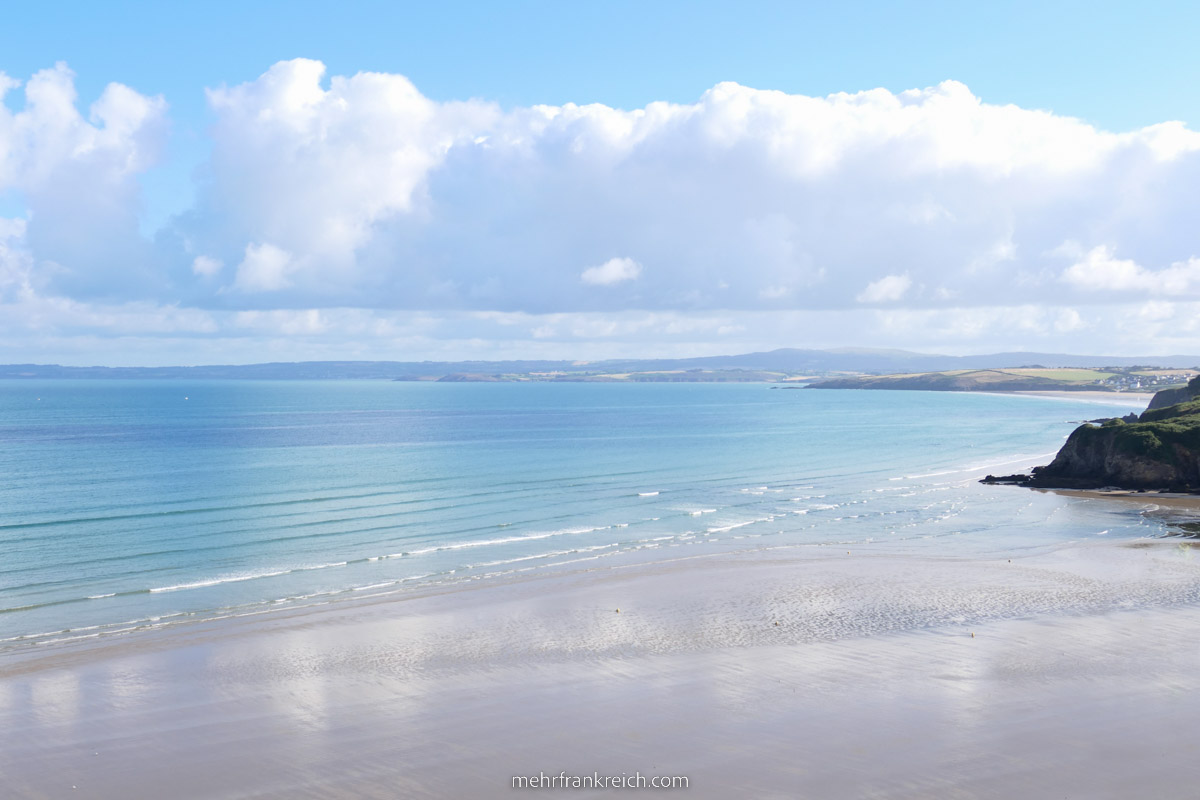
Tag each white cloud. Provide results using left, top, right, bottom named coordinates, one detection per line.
left=234, top=308, right=326, bottom=334
left=1060, top=245, right=1200, bottom=295
left=1054, top=308, right=1085, bottom=332
left=0, top=64, right=165, bottom=187
left=194, top=59, right=496, bottom=278
left=581, top=257, right=641, bottom=285
left=0, top=218, right=32, bottom=300
left=7, top=60, right=1200, bottom=360
left=192, top=255, right=222, bottom=277
left=233, top=243, right=294, bottom=292
left=857, top=274, right=912, bottom=303
left=1138, top=301, right=1176, bottom=321
left=162, top=60, right=1200, bottom=319
left=0, top=64, right=166, bottom=298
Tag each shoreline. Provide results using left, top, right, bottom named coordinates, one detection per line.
left=6, top=536, right=1200, bottom=797
left=1042, top=487, right=1200, bottom=512
left=1011, top=389, right=1154, bottom=404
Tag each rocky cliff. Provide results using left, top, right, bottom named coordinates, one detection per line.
left=1146, top=384, right=1194, bottom=410
left=984, top=376, right=1200, bottom=491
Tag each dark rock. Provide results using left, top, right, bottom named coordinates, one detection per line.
left=980, top=474, right=1032, bottom=485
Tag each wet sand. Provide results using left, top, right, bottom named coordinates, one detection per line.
left=1044, top=487, right=1200, bottom=512
left=4, top=541, right=1200, bottom=798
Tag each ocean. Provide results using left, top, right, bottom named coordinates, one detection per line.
left=0, top=380, right=1172, bottom=648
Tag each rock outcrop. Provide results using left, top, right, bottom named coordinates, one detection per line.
left=983, top=376, right=1200, bottom=492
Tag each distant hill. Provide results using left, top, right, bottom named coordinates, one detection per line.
left=2, top=349, right=1198, bottom=380
left=808, top=366, right=1198, bottom=394
left=806, top=369, right=1107, bottom=393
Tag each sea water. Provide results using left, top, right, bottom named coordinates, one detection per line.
left=0, top=380, right=1175, bottom=647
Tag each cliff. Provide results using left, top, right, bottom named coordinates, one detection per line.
left=1146, top=384, right=1193, bottom=410
left=984, top=377, right=1200, bottom=491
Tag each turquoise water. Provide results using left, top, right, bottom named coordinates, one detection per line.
left=0, top=381, right=1167, bottom=646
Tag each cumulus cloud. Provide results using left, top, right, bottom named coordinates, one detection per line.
left=6, top=59, right=1200, bottom=360
left=0, top=218, right=32, bottom=300
left=187, top=59, right=496, bottom=296
left=0, top=63, right=166, bottom=298
left=161, top=61, right=1200, bottom=319
left=1060, top=245, right=1200, bottom=295
left=1054, top=308, right=1086, bottom=332
left=233, top=243, right=294, bottom=292
left=581, top=257, right=641, bottom=285
left=857, top=274, right=912, bottom=304
left=192, top=256, right=223, bottom=277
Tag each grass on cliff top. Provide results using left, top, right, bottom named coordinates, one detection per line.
left=1139, top=398, right=1200, bottom=423
left=848, top=368, right=1116, bottom=384
left=821, top=368, right=1118, bottom=389
left=1075, top=397, right=1200, bottom=463
left=1002, top=368, right=1118, bottom=381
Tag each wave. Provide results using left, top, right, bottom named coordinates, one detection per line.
left=706, top=521, right=756, bottom=533
left=148, top=561, right=348, bottom=594
left=892, top=451, right=1061, bottom=482
left=372, top=525, right=612, bottom=561
left=0, top=489, right=414, bottom=533
left=149, top=570, right=291, bottom=593
left=466, top=543, right=620, bottom=570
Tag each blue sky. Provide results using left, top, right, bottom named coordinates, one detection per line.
left=6, top=1, right=1195, bottom=125
left=6, top=0, right=1198, bottom=228
left=1, top=1, right=1199, bottom=364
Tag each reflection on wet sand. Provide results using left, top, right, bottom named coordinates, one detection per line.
left=4, top=539, right=1200, bottom=798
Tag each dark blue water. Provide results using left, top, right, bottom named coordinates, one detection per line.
left=0, top=381, right=1160, bottom=646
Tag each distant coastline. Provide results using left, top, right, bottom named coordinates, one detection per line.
left=2, top=348, right=1200, bottom=382
left=805, top=367, right=1195, bottom=395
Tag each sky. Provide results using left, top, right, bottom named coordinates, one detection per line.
left=1, top=1, right=1199, bottom=365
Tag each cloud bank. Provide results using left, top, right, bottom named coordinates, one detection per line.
left=2, top=58, right=1200, bottom=362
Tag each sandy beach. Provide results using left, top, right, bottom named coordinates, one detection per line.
left=1043, top=487, right=1200, bottom=512
left=1012, top=390, right=1155, bottom=405
left=5, top=535, right=1200, bottom=799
